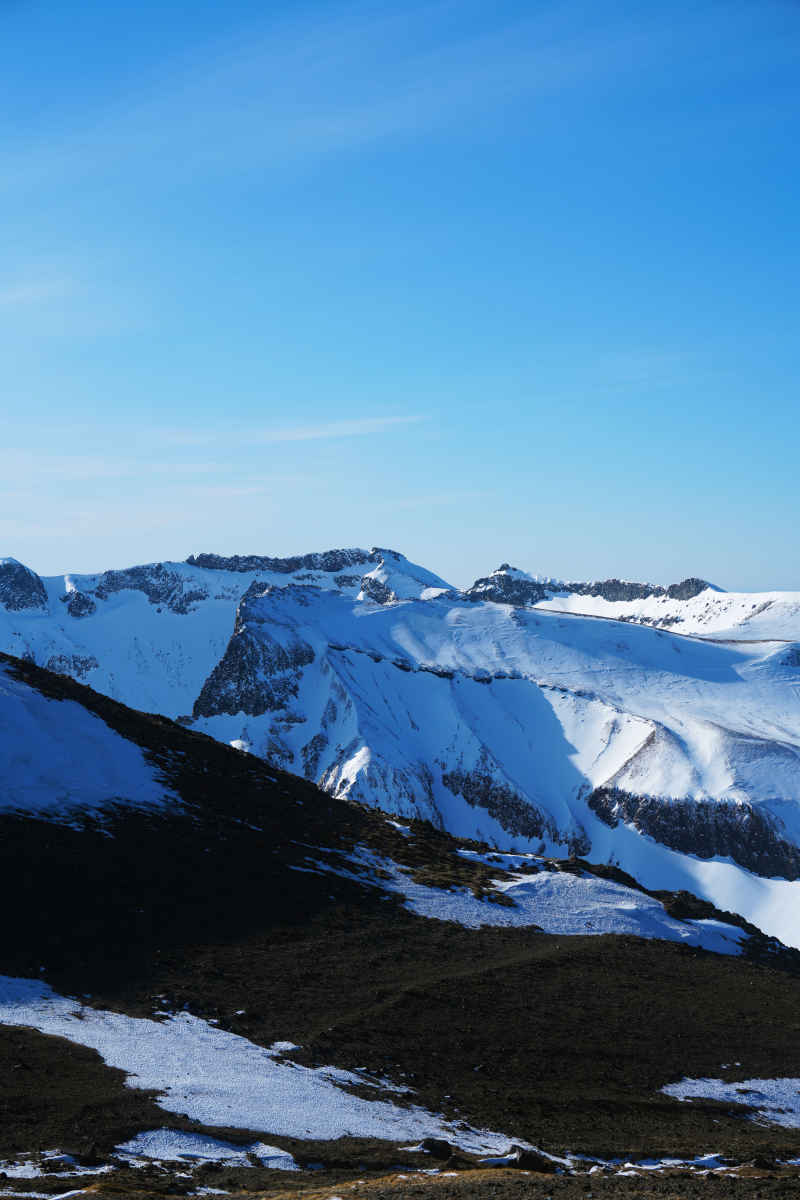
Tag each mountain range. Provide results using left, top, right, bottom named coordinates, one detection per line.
left=3, top=547, right=800, bottom=948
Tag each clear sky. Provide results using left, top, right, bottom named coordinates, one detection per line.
left=2, top=0, right=799, bottom=590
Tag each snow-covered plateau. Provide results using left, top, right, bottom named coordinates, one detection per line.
left=3, top=548, right=800, bottom=945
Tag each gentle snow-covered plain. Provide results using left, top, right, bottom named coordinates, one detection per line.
left=0, top=976, right=524, bottom=1155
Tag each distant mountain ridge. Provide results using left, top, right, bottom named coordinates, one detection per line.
left=465, top=563, right=714, bottom=606
left=3, top=545, right=800, bottom=946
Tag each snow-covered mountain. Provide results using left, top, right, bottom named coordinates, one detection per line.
left=4, top=547, right=800, bottom=944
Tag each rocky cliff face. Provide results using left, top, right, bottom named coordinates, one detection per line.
left=186, top=548, right=382, bottom=574
left=0, top=559, right=47, bottom=612
left=193, top=584, right=315, bottom=719
left=465, top=565, right=711, bottom=607
left=589, top=786, right=800, bottom=879
left=93, top=564, right=210, bottom=614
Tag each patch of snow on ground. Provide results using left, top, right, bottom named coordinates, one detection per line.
left=0, top=976, right=522, bottom=1156
left=661, top=1076, right=800, bottom=1127
left=0, top=1153, right=113, bottom=1180
left=116, top=1129, right=297, bottom=1168
left=346, top=850, right=745, bottom=954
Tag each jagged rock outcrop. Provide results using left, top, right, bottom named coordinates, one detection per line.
left=589, top=786, right=800, bottom=880
left=569, top=577, right=711, bottom=602
left=442, top=753, right=557, bottom=841
left=465, top=568, right=550, bottom=606
left=45, top=653, right=99, bottom=680
left=61, top=590, right=97, bottom=618
left=186, top=548, right=383, bottom=574
left=94, top=564, right=209, bottom=614
left=359, top=575, right=395, bottom=605
left=193, top=584, right=314, bottom=719
left=466, top=566, right=712, bottom=607
left=0, top=559, right=47, bottom=612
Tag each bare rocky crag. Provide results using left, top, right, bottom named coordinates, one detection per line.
left=465, top=566, right=711, bottom=607
left=0, top=559, right=48, bottom=612
left=589, top=786, right=800, bottom=879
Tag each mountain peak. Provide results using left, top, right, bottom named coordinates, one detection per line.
left=0, top=557, right=48, bottom=612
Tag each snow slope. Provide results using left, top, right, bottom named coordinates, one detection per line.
left=471, top=562, right=800, bottom=641
left=0, top=659, right=170, bottom=817
left=192, top=583, right=800, bottom=833
left=537, top=587, right=800, bottom=641
left=188, top=583, right=800, bottom=944
left=326, top=847, right=746, bottom=954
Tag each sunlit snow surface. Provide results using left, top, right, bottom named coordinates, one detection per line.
left=0, top=977, right=522, bottom=1155
left=0, top=664, right=169, bottom=816
left=328, top=849, right=746, bottom=954
left=662, top=1076, right=800, bottom=1127
left=116, top=1129, right=298, bottom=1168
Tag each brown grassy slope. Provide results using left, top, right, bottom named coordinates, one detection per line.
left=2, top=652, right=800, bottom=1164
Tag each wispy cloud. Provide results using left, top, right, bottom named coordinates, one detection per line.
left=1, top=2, right=754, bottom=191
left=164, top=415, right=425, bottom=448
left=0, top=279, right=72, bottom=307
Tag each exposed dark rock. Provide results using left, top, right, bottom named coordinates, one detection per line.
left=464, top=567, right=713, bottom=608
left=589, top=786, right=800, bottom=880
left=442, top=756, right=555, bottom=841
left=420, top=1137, right=458, bottom=1159
left=45, top=653, right=99, bottom=681
left=94, top=565, right=209, bottom=614
left=465, top=571, right=549, bottom=606
left=0, top=560, right=47, bottom=612
left=193, top=624, right=314, bottom=719
left=567, top=828, right=591, bottom=857
left=301, top=732, right=328, bottom=779
left=666, top=577, right=713, bottom=600
left=186, top=548, right=386, bottom=575
left=359, top=575, right=395, bottom=605
left=193, top=582, right=314, bottom=719
left=505, top=1145, right=557, bottom=1172
left=60, top=590, right=97, bottom=619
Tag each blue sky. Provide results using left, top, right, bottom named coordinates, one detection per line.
left=2, top=0, right=799, bottom=589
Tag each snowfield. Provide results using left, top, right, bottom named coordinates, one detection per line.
left=0, top=661, right=170, bottom=816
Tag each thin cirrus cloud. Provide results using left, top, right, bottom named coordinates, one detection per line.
left=164, top=415, right=425, bottom=447
left=0, top=279, right=72, bottom=307
left=0, top=2, right=757, bottom=190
